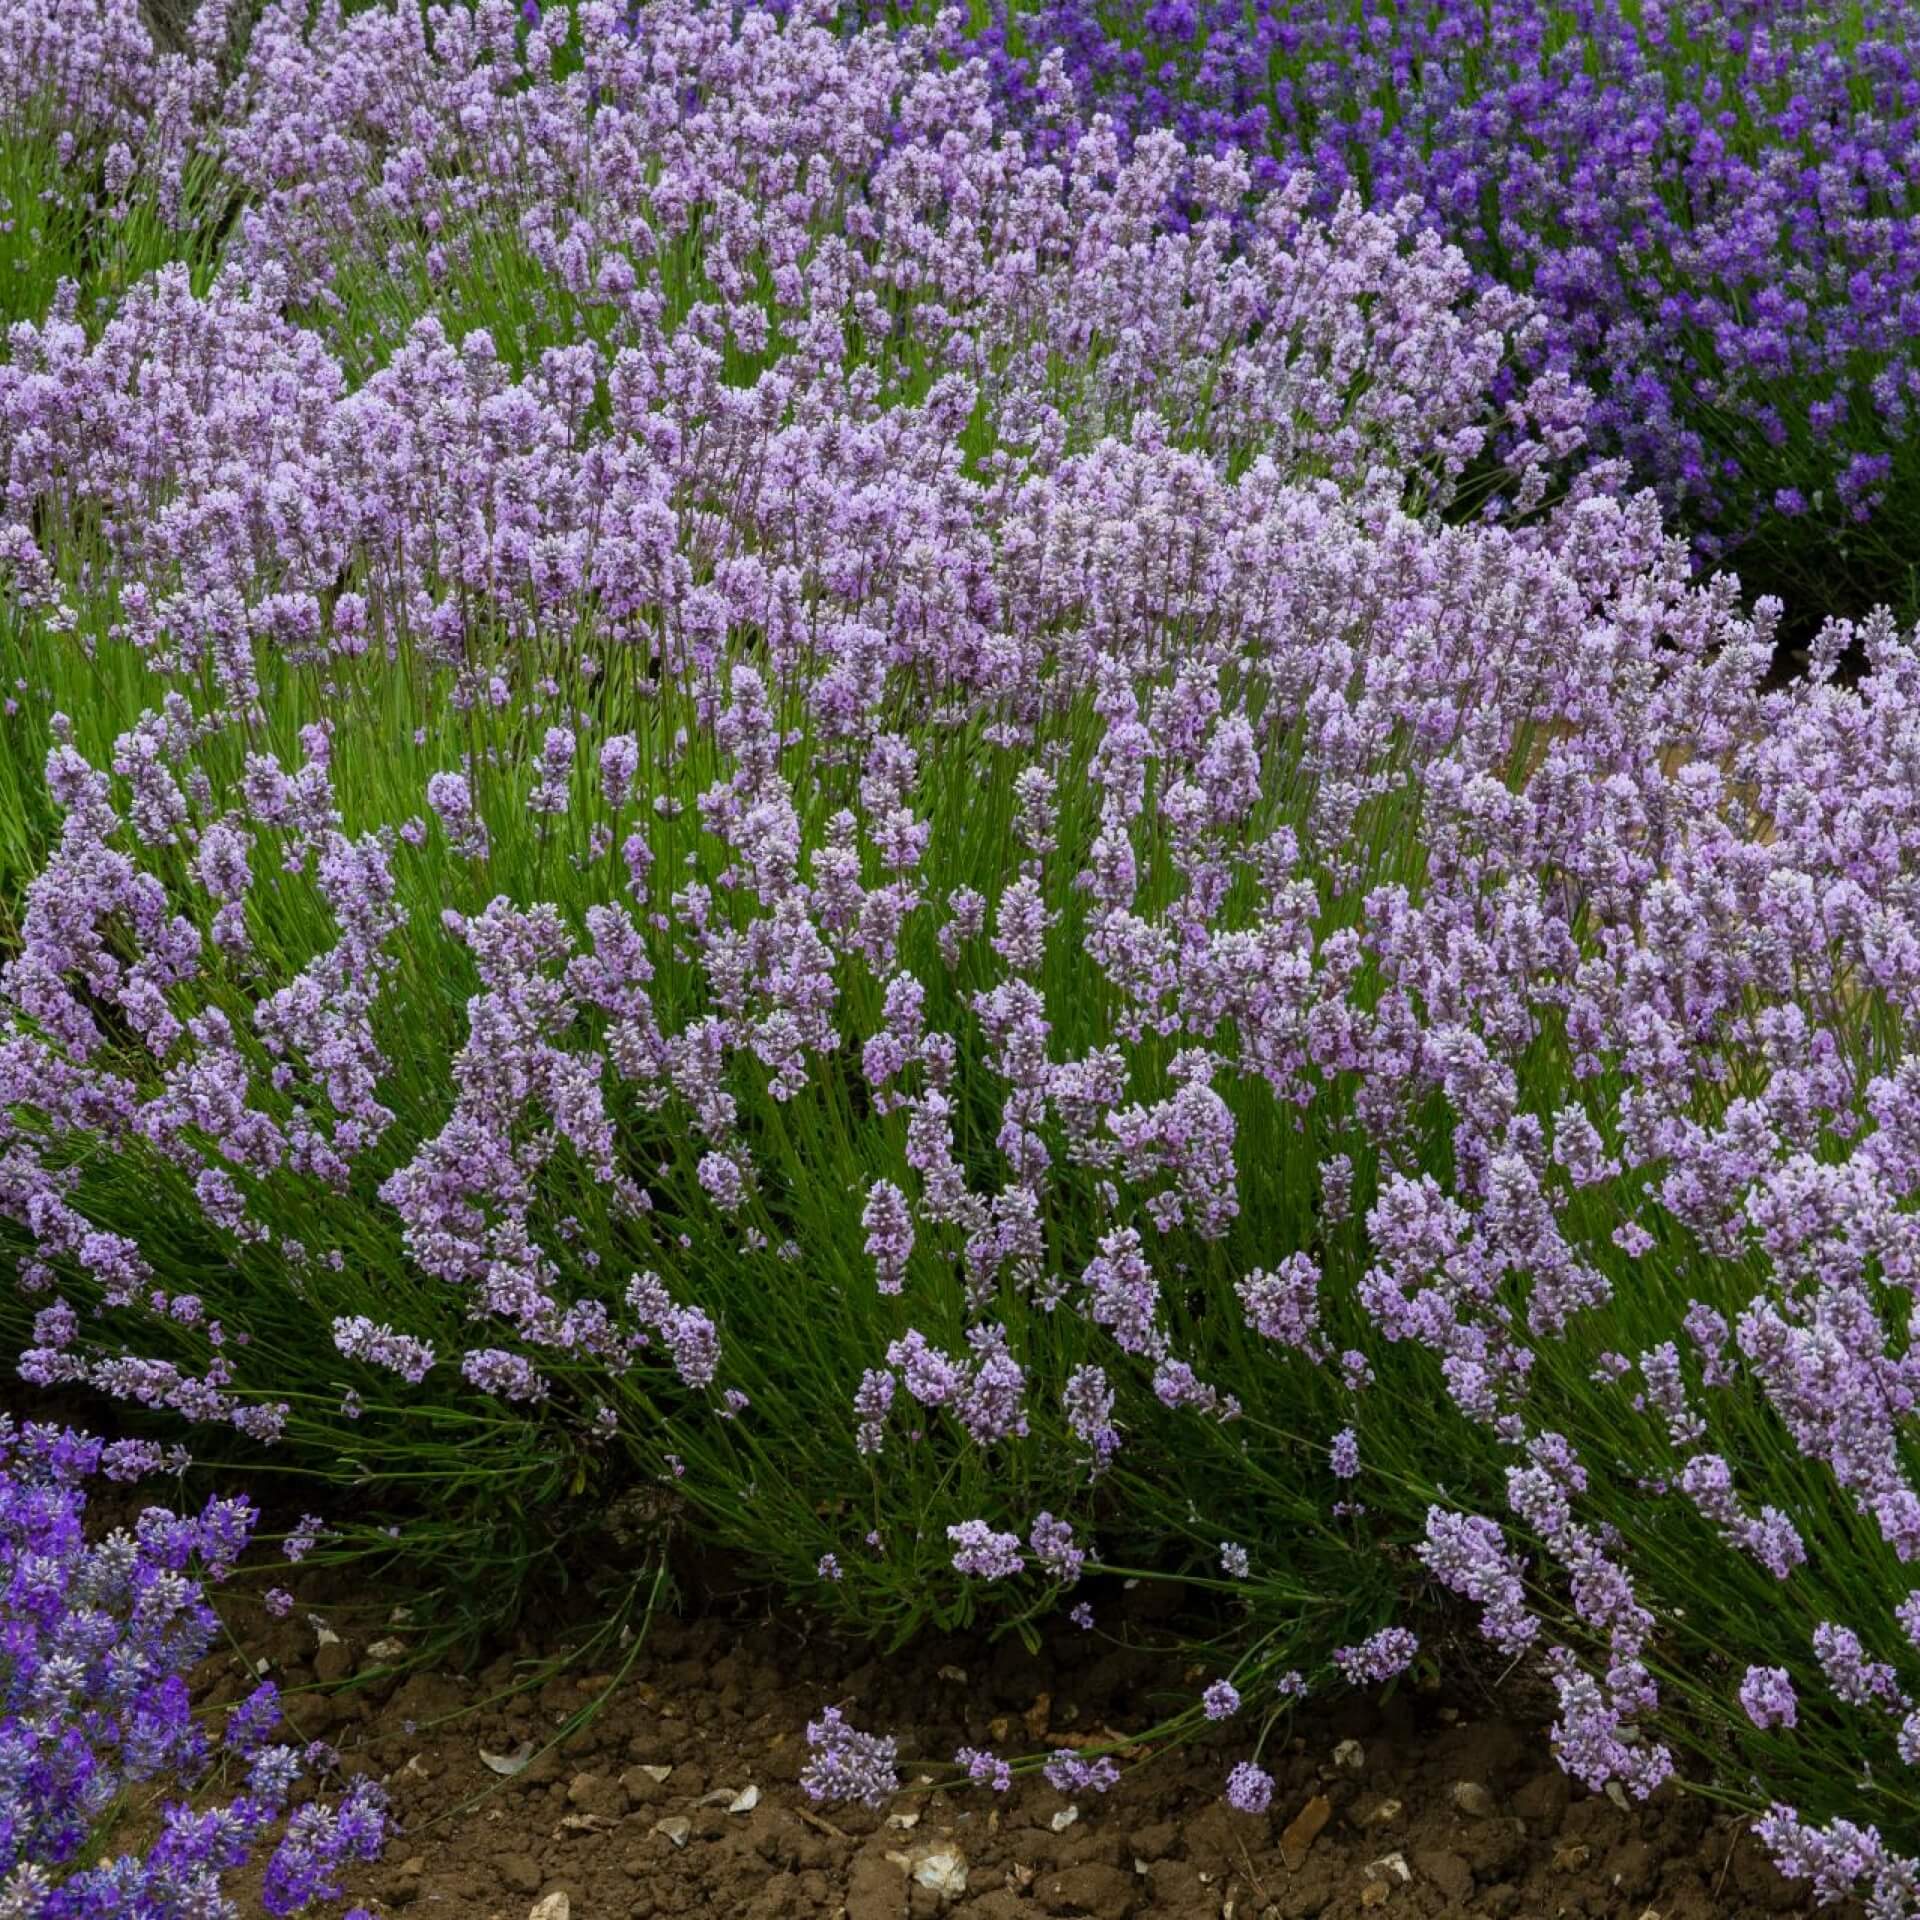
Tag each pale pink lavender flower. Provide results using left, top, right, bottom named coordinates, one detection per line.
left=1740, top=1667, right=1799, bottom=1732
left=801, top=1708, right=898, bottom=1809
left=955, top=1746, right=1013, bottom=1792
left=1201, top=1680, right=1241, bottom=1721
left=948, top=1521, right=1025, bottom=1581
left=1042, top=1751, right=1121, bottom=1796
left=1224, top=1762, right=1273, bottom=1814
left=1333, top=1628, right=1419, bottom=1685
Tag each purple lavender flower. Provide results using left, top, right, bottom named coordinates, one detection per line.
left=1333, top=1628, right=1419, bottom=1686
left=861, top=1179, right=915, bottom=1295
left=460, top=1349, right=548, bottom=1403
left=530, top=726, right=576, bottom=816
left=1030, top=1513, right=1086, bottom=1583
left=1042, top=1751, right=1122, bottom=1796
left=1740, top=1667, right=1799, bottom=1732
left=0, top=1422, right=385, bottom=1914
left=1419, top=1509, right=1537, bottom=1656
left=1224, top=1762, right=1273, bottom=1814
left=955, top=1745, right=1014, bottom=1792
left=947, top=1521, right=1025, bottom=1581
left=801, top=1708, right=898, bottom=1809
left=331, top=1316, right=436, bottom=1384
left=1201, top=1680, right=1241, bottom=1721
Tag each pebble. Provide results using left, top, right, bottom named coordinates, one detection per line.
left=384, top=1856, right=426, bottom=1908
left=528, top=1897, right=570, bottom=1920
left=1449, top=1780, right=1495, bottom=1819
left=1279, top=1794, right=1331, bottom=1871
left=908, top=1846, right=968, bottom=1898
left=566, top=1772, right=627, bottom=1818
left=1351, top=1796, right=1403, bottom=1829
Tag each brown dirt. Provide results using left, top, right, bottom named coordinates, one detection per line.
left=187, top=1584, right=1852, bottom=1920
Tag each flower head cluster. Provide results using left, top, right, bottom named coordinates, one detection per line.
left=800, top=1708, right=898, bottom=1809
left=0, top=1418, right=384, bottom=1918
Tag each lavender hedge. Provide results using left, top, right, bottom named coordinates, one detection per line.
left=920, top=0, right=1920, bottom=618
left=4, top=0, right=1920, bottom=1907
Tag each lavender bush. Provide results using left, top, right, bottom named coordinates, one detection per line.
left=0, top=0, right=241, bottom=329
left=912, top=0, right=1920, bottom=617
left=0, top=1417, right=386, bottom=1919
left=4, top=0, right=1920, bottom=1905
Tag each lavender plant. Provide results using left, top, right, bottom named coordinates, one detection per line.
left=4, top=0, right=1920, bottom=1905
left=0, top=1417, right=386, bottom=1919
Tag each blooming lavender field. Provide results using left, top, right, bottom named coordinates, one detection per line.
left=7, top=0, right=1920, bottom=1911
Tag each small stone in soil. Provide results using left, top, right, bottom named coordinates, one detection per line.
left=1449, top=1780, right=1494, bottom=1819
left=618, top=1766, right=667, bottom=1807
left=1279, top=1794, right=1331, bottom=1871
left=1350, top=1796, right=1402, bottom=1829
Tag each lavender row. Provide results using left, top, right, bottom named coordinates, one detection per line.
left=868, top=0, right=1920, bottom=611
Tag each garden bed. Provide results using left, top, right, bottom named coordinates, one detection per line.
left=207, top=1590, right=1818, bottom=1920
left=10, top=0, right=1920, bottom=1911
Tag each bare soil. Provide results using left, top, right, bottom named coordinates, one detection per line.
left=191, top=1582, right=1844, bottom=1920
